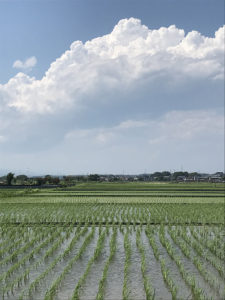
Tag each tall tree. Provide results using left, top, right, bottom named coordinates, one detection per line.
left=6, top=172, right=14, bottom=185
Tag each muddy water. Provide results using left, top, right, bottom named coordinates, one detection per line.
left=141, top=230, right=172, bottom=300
left=183, top=227, right=225, bottom=299
left=155, top=229, right=191, bottom=300
left=3, top=228, right=78, bottom=300
left=27, top=228, right=94, bottom=300
left=55, top=228, right=99, bottom=300
left=104, top=230, right=124, bottom=300
left=194, top=251, right=225, bottom=299
left=128, top=230, right=146, bottom=300
left=7, top=228, right=76, bottom=284
left=79, top=231, right=111, bottom=299
left=166, top=228, right=217, bottom=300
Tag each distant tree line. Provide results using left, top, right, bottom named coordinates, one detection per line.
left=0, top=171, right=224, bottom=186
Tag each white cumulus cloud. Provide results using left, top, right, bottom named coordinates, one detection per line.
left=0, top=18, right=223, bottom=114
left=12, top=56, right=37, bottom=70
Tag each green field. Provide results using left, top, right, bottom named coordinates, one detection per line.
left=0, top=182, right=224, bottom=299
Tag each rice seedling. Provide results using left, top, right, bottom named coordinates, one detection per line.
left=122, top=230, right=131, bottom=300
left=96, top=228, right=117, bottom=300
left=136, top=228, right=155, bottom=300
left=70, top=229, right=107, bottom=300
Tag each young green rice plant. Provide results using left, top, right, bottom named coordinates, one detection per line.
left=190, top=226, right=224, bottom=261
left=43, top=227, right=95, bottom=300
left=96, top=228, right=117, bottom=300
left=71, top=229, right=107, bottom=300
left=0, top=227, right=64, bottom=284
left=193, top=256, right=220, bottom=292
left=136, top=228, right=155, bottom=300
left=170, top=227, right=222, bottom=291
left=145, top=226, right=159, bottom=261
left=0, top=226, right=54, bottom=267
left=43, top=230, right=72, bottom=261
left=159, top=258, right=177, bottom=300
left=168, top=228, right=190, bottom=259
left=2, top=226, right=74, bottom=296
left=0, top=230, right=31, bottom=258
left=185, top=227, right=224, bottom=278
left=122, top=230, right=131, bottom=300
left=159, top=227, right=206, bottom=300
left=18, top=226, right=89, bottom=300
left=2, top=268, right=29, bottom=297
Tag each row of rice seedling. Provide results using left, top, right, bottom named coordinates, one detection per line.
left=136, top=228, right=155, bottom=299
left=158, top=226, right=207, bottom=300
left=2, top=193, right=224, bottom=205
left=0, top=225, right=43, bottom=256
left=167, top=227, right=221, bottom=294
left=122, top=230, right=131, bottom=300
left=35, top=186, right=225, bottom=195
left=43, top=226, right=95, bottom=300
left=0, top=227, right=64, bottom=284
left=145, top=226, right=160, bottom=260
left=0, top=223, right=30, bottom=245
left=2, top=226, right=75, bottom=297
left=96, top=228, right=117, bottom=300
left=145, top=226, right=177, bottom=299
left=185, top=227, right=224, bottom=278
left=159, top=259, right=177, bottom=300
left=70, top=229, right=107, bottom=300
left=1, top=202, right=224, bottom=225
left=17, top=226, right=88, bottom=300
left=0, top=235, right=30, bottom=260
left=190, top=226, right=224, bottom=260
left=0, top=226, right=56, bottom=269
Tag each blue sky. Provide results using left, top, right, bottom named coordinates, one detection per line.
left=0, top=0, right=224, bottom=175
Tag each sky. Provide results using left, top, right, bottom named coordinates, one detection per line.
left=0, top=0, right=224, bottom=175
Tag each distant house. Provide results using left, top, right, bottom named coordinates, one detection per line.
left=209, top=174, right=223, bottom=182
left=198, top=174, right=210, bottom=182
left=176, top=176, right=187, bottom=182
left=163, top=175, right=171, bottom=181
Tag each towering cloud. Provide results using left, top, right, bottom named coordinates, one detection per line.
left=1, top=18, right=224, bottom=114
